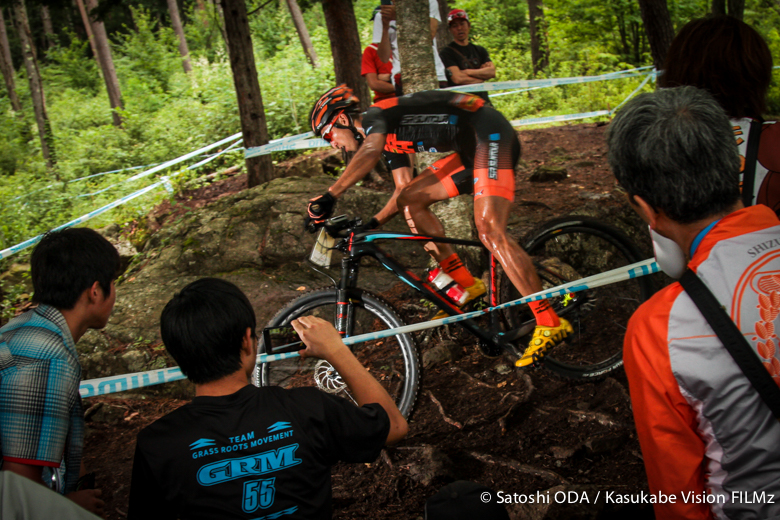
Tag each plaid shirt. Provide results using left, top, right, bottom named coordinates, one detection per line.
left=0, top=304, right=84, bottom=494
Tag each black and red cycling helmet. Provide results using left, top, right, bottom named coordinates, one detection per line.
left=310, top=84, right=360, bottom=137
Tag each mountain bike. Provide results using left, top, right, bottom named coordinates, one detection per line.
left=254, top=215, right=654, bottom=418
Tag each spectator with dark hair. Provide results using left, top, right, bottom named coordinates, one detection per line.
left=661, top=15, right=780, bottom=214
left=128, top=278, right=407, bottom=519
left=608, top=86, right=780, bottom=519
left=0, top=227, right=120, bottom=517
left=439, top=9, right=495, bottom=103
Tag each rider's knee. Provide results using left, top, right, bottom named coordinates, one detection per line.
left=476, top=221, right=508, bottom=250
left=396, top=185, right=416, bottom=210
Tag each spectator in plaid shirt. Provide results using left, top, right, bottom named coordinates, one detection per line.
left=0, top=228, right=120, bottom=517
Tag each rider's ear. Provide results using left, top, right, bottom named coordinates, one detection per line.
left=336, top=112, right=351, bottom=126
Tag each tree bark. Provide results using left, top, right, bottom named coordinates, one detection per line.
left=41, top=5, right=55, bottom=49
left=167, top=0, right=193, bottom=73
left=395, top=0, right=437, bottom=94
left=220, top=0, right=273, bottom=188
left=74, top=0, right=99, bottom=60
left=727, top=0, right=744, bottom=19
left=527, top=0, right=549, bottom=75
left=321, top=0, right=370, bottom=109
left=0, top=8, right=22, bottom=112
left=12, top=0, right=56, bottom=175
left=436, top=0, right=452, bottom=48
left=84, top=0, right=124, bottom=126
left=285, top=0, right=317, bottom=68
left=711, top=0, right=726, bottom=15
left=637, top=0, right=674, bottom=71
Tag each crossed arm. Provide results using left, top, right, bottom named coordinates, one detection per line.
left=446, top=62, right=495, bottom=85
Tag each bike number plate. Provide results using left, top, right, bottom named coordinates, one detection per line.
left=310, top=228, right=336, bottom=267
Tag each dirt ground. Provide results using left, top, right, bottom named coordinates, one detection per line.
left=82, top=123, right=659, bottom=519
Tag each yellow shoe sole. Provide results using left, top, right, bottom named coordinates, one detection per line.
left=516, top=318, right=573, bottom=367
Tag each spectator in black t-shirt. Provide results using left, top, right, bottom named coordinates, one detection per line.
left=439, top=9, right=495, bottom=103
left=127, top=278, right=407, bottom=520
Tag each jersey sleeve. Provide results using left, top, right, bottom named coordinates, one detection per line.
left=478, top=45, right=491, bottom=64
left=439, top=46, right=459, bottom=70
left=317, top=393, right=390, bottom=465
left=372, top=12, right=383, bottom=44
left=361, top=47, right=376, bottom=76
left=128, top=431, right=177, bottom=520
left=623, top=290, right=714, bottom=520
left=428, top=0, right=440, bottom=21
left=361, top=106, right=389, bottom=136
left=0, top=358, right=79, bottom=467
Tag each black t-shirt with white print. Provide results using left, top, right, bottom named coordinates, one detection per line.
left=127, top=384, right=390, bottom=520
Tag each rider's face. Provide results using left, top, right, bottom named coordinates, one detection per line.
left=327, top=126, right=359, bottom=152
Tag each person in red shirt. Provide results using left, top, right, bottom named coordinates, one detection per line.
left=361, top=43, right=395, bottom=103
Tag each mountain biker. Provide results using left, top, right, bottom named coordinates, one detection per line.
left=307, top=85, right=572, bottom=366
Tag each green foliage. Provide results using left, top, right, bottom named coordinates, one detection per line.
left=45, top=32, right=101, bottom=94
left=1, top=0, right=779, bottom=262
left=115, top=7, right=182, bottom=95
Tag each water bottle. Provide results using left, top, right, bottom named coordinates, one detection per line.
left=426, top=268, right=468, bottom=305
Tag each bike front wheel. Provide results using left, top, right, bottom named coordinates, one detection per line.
left=499, top=216, right=654, bottom=381
left=255, top=288, right=420, bottom=418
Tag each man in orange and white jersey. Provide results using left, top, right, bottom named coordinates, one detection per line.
left=608, top=86, right=780, bottom=519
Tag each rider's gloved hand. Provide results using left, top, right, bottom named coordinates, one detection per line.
left=367, top=217, right=380, bottom=230
left=305, top=192, right=336, bottom=232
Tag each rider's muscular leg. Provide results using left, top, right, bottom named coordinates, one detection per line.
left=372, top=166, right=413, bottom=225
left=474, top=196, right=560, bottom=327
left=397, top=171, right=475, bottom=288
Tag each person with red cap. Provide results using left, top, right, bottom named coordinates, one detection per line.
left=439, top=9, right=495, bottom=103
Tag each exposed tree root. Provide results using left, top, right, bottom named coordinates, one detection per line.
left=468, top=451, right=570, bottom=485
left=426, top=390, right=462, bottom=429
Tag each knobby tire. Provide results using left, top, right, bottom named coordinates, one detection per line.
left=255, top=288, right=420, bottom=418
left=499, top=216, right=654, bottom=381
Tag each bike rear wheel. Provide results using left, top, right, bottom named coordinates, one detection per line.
left=255, top=288, right=420, bottom=418
left=499, top=216, right=654, bottom=381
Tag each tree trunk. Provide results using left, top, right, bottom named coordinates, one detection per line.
left=711, top=0, right=726, bottom=15
left=321, top=0, right=370, bottom=109
left=727, top=0, right=744, bottom=19
left=637, top=0, right=674, bottom=71
left=167, top=0, right=193, bottom=73
left=0, top=8, right=22, bottom=112
left=220, top=0, right=273, bottom=188
left=527, top=0, right=549, bottom=75
left=285, top=0, right=317, bottom=68
left=74, top=0, right=99, bottom=60
left=436, top=0, right=452, bottom=47
left=85, top=0, right=124, bottom=126
left=395, top=0, right=437, bottom=93
left=12, top=0, right=56, bottom=175
left=41, top=5, right=55, bottom=49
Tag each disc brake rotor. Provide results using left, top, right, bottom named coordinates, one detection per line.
left=313, top=360, right=347, bottom=394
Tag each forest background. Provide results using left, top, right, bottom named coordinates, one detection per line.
left=0, top=0, right=778, bottom=274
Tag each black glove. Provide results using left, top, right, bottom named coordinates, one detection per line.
left=367, top=217, right=380, bottom=230
left=305, top=192, right=336, bottom=232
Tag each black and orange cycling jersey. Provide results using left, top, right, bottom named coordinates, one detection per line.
left=363, top=90, right=520, bottom=201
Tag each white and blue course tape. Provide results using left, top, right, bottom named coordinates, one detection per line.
left=78, top=258, right=659, bottom=397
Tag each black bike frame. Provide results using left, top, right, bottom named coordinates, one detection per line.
left=329, top=229, right=509, bottom=353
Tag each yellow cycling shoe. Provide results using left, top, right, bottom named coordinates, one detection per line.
left=432, top=279, right=487, bottom=320
left=515, top=318, right=573, bottom=367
